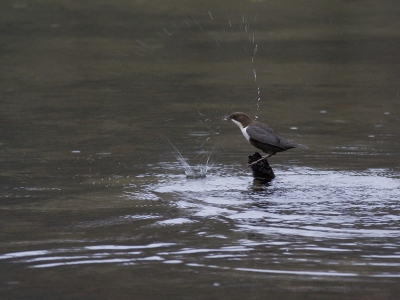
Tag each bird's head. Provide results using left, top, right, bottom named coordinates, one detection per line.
left=223, top=112, right=252, bottom=127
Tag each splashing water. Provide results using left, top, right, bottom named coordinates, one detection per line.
left=128, top=11, right=264, bottom=124
left=159, top=134, right=215, bottom=179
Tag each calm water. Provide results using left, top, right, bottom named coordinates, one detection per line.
left=1, top=0, right=400, bottom=299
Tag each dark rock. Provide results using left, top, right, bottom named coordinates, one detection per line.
left=248, top=152, right=275, bottom=181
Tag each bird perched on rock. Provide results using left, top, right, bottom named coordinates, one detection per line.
left=223, top=112, right=307, bottom=163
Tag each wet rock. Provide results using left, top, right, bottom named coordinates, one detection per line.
left=248, top=152, right=275, bottom=181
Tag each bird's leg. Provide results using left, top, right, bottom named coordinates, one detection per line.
left=248, top=154, right=272, bottom=166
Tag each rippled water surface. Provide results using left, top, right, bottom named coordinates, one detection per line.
left=1, top=0, right=400, bottom=299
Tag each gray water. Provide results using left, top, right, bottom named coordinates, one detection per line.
left=1, top=1, right=400, bottom=299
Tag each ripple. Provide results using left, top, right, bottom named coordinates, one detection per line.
left=148, top=167, right=400, bottom=239
left=2, top=167, right=399, bottom=280
left=235, top=267, right=358, bottom=277
left=155, top=218, right=197, bottom=225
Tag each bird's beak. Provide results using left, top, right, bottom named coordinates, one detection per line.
left=222, top=116, right=230, bottom=121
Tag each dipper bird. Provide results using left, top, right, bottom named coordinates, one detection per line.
left=223, top=112, right=307, bottom=161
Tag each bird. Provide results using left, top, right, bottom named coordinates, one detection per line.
left=223, top=112, right=307, bottom=163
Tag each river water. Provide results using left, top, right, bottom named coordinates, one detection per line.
left=1, top=0, right=400, bottom=299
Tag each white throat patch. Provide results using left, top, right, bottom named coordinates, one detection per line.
left=231, top=119, right=250, bottom=141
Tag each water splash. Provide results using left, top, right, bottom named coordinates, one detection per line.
left=191, top=14, right=204, bottom=31
left=129, top=11, right=264, bottom=123
left=255, top=87, right=261, bottom=120
left=248, top=26, right=260, bottom=119
left=159, top=134, right=215, bottom=179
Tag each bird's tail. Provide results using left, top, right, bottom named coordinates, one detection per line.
left=294, top=143, right=308, bottom=149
